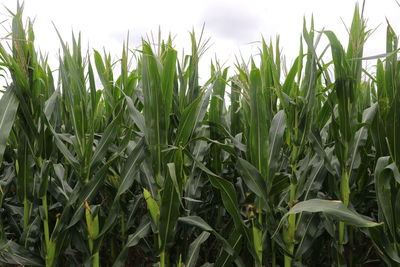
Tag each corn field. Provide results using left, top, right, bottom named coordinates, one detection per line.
left=1, top=3, right=400, bottom=267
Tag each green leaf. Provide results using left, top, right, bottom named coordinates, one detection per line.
left=368, top=226, right=400, bottom=264
left=175, top=88, right=211, bottom=147
left=44, top=116, right=80, bottom=172
left=178, top=216, right=245, bottom=267
left=268, top=110, right=286, bottom=181
left=16, top=134, right=34, bottom=202
left=90, top=113, right=121, bottom=168
left=236, top=157, right=268, bottom=201
left=125, top=95, right=145, bottom=133
left=0, top=239, right=44, bottom=266
left=215, top=230, right=243, bottom=267
left=65, top=163, right=110, bottom=230
left=374, top=156, right=400, bottom=239
left=0, top=86, right=19, bottom=166
left=348, top=104, right=377, bottom=177
left=97, top=138, right=146, bottom=237
left=247, top=66, right=269, bottom=177
left=276, top=199, right=381, bottom=235
left=185, top=152, right=258, bottom=263
left=158, top=164, right=181, bottom=252
left=185, top=231, right=210, bottom=267
left=113, top=219, right=151, bottom=267
left=178, top=216, right=213, bottom=232
left=308, top=127, right=337, bottom=176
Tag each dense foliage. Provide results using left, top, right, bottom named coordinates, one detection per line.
left=0, top=3, right=399, bottom=267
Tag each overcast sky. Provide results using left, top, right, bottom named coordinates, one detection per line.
left=1, top=0, right=400, bottom=80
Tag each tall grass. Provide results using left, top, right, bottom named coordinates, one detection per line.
left=0, top=2, right=399, bottom=267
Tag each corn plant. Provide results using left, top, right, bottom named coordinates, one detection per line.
left=368, top=23, right=400, bottom=266
left=1, top=2, right=400, bottom=267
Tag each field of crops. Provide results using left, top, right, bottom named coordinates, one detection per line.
left=1, top=2, right=400, bottom=267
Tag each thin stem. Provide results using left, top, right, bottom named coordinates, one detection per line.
left=160, top=250, right=166, bottom=267
left=285, top=143, right=299, bottom=267
left=272, top=240, right=276, bottom=267
left=42, top=194, right=54, bottom=267
left=42, top=195, right=50, bottom=247
left=23, top=197, right=29, bottom=232
left=285, top=183, right=297, bottom=267
left=339, top=156, right=349, bottom=263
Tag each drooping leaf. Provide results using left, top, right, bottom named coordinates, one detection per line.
left=276, top=199, right=381, bottom=235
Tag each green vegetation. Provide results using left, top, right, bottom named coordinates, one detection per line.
left=0, top=2, right=399, bottom=266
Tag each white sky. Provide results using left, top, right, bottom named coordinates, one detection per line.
left=1, top=0, right=400, bottom=81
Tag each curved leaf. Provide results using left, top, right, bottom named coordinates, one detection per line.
left=275, top=199, right=381, bottom=236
